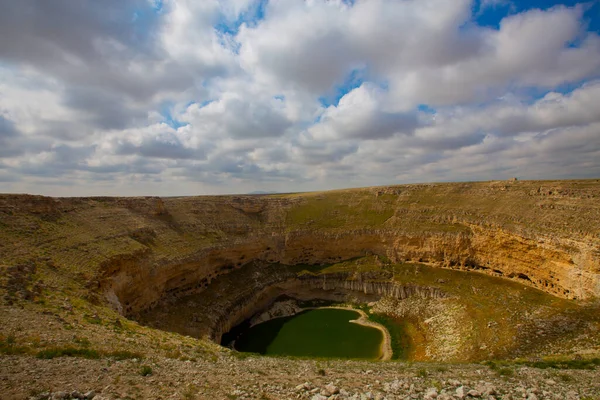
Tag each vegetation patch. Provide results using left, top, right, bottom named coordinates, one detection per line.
left=0, top=335, right=30, bottom=355
left=517, top=358, right=600, bottom=370
left=36, top=346, right=101, bottom=360
left=32, top=345, right=143, bottom=360
left=285, top=191, right=396, bottom=229
left=367, top=313, right=413, bottom=360
left=139, top=365, right=153, bottom=376
left=485, top=358, right=600, bottom=371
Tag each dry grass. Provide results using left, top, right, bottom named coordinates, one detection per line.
left=0, top=179, right=599, bottom=370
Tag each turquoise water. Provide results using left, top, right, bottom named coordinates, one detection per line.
left=234, top=308, right=383, bottom=359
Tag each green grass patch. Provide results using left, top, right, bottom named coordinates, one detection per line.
left=485, top=358, right=600, bottom=371
left=285, top=191, right=396, bottom=229
left=517, top=358, right=600, bottom=370
left=83, top=314, right=102, bottom=325
left=34, top=346, right=143, bottom=360
left=36, top=346, right=101, bottom=359
left=497, top=367, right=514, bottom=376
left=0, top=335, right=30, bottom=355
left=368, top=313, right=413, bottom=360
left=293, top=257, right=382, bottom=276
left=485, top=360, right=515, bottom=376
left=139, top=365, right=153, bottom=376
left=231, top=351, right=258, bottom=360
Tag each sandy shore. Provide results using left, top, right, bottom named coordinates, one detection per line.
left=324, top=306, right=393, bottom=361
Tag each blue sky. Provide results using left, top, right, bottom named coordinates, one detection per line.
left=162, top=0, right=600, bottom=119
left=0, top=0, right=599, bottom=196
left=475, top=0, right=600, bottom=31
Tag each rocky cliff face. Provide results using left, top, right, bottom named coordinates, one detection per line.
left=106, top=226, right=597, bottom=320
left=297, top=272, right=447, bottom=301
left=1, top=180, right=599, bottom=322
left=135, top=261, right=449, bottom=343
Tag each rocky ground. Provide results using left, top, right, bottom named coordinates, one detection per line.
left=1, top=353, right=599, bottom=400
left=2, top=182, right=600, bottom=399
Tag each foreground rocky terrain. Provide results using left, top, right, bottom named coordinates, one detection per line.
left=1, top=179, right=599, bottom=399
left=2, top=353, right=599, bottom=399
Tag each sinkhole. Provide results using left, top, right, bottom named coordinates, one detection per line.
left=221, top=306, right=388, bottom=360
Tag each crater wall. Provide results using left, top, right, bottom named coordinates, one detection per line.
left=135, top=262, right=448, bottom=342
left=1, top=180, right=599, bottom=320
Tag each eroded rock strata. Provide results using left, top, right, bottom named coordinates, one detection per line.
left=1, top=180, right=599, bottom=326
left=136, top=263, right=447, bottom=342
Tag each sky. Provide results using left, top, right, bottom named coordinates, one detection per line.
left=0, top=0, right=599, bottom=196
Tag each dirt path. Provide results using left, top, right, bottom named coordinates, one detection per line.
left=324, top=306, right=393, bottom=361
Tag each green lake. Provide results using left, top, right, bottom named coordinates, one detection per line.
left=234, top=308, right=383, bottom=359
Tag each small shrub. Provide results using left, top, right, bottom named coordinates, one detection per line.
left=83, top=314, right=101, bottom=325
left=317, top=368, right=326, bottom=376
left=558, top=373, right=574, bottom=382
left=0, top=335, right=29, bottom=355
left=0, top=345, right=29, bottom=356
left=417, top=368, right=428, bottom=378
left=520, top=358, right=600, bottom=370
left=112, top=318, right=130, bottom=333
left=36, top=347, right=100, bottom=359
left=140, top=365, right=153, bottom=376
left=231, top=351, right=256, bottom=360
left=484, top=360, right=498, bottom=370
left=497, top=368, right=514, bottom=377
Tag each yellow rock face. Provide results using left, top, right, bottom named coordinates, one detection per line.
left=1, top=179, right=599, bottom=318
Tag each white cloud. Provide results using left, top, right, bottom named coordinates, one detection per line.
left=0, top=0, right=599, bottom=195
left=159, top=0, right=234, bottom=69
left=306, top=84, right=421, bottom=141
left=386, top=5, right=600, bottom=108
left=237, top=0, right=356, bottom=94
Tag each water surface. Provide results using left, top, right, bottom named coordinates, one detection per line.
left=234, top=308, right=383, bottom=359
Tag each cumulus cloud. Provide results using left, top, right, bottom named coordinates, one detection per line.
left=0, top=116, right=24, bottom=157
left=0, top=0, right=599, bottom=195
left=307, top=84, right=422, bottom=141
left=182, top=94, right=293, bottom=139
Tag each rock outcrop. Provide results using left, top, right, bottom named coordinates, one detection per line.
left=1, top=179, right=599, bottom=321
left=136, top=262, right=449, bottom=342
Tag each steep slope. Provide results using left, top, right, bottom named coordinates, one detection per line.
left=2, top=180, right=598, bottom=317
left=1, top=179, right=600, bottom=399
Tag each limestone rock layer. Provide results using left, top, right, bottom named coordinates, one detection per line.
left=1, top=179, right=598, bottom=316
